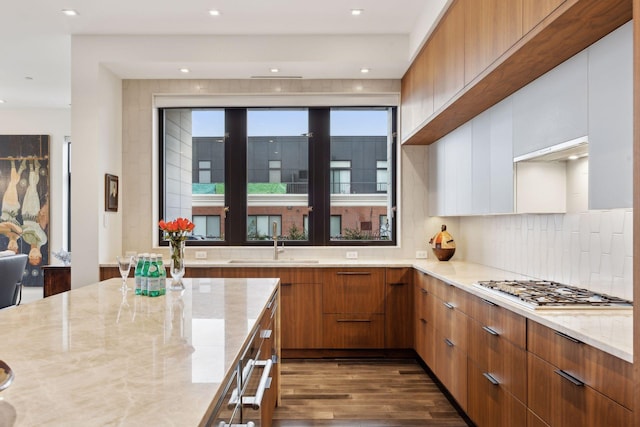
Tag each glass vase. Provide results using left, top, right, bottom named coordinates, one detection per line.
left=169, top=239, right=185, bottom=290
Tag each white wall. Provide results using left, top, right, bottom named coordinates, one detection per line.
left=0, top=108, right=70, bottom=260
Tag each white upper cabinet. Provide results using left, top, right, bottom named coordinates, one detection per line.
left=488, top=98, right=514, bottom=213
left=512, top=51, right=588, bottom=158
left=588, top=22, right=633, bottom=209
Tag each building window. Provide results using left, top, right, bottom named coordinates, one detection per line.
left=159, top=106, right=397, bottom=246
left=330, top=215, right=342, bottom=238
left=193, top=215, right=222, bottom=239
left=377, top=161, right=388, bottom=192
left=248, top=215, right=281, bottom=240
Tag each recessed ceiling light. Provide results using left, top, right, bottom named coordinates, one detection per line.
left=25, top=76, right=33, bottom=80
left=351, top=9, right=363, bottom=16
left=180, top=68, right=190, bottom=73
left=270, top=68, right=280, bottom=73
left=0, top=100, right=6, bottom=104
left=209, top=9, right=220, bottom=16
left=62, top=9, right=78, bottom=16
left=360, top=68, right=370, bottom=74
left=568, top=155, right=579, bottom=160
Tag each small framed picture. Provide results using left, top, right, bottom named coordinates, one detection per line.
left=105, top=174, right=119, bottom=212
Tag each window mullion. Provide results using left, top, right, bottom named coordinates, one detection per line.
left=225, top=108, right=247, bottom=245
left=308, top=108, right=330, bottom=245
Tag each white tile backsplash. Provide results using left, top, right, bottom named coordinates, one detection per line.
left=459, top=209, right=633, bottom=299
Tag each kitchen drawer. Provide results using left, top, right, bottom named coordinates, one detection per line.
left=433, top=297, right=468, bottom=353
left=426, top=275, right=469, bottom=313
left=467, top=358, right=526, bottom=427
left=467, top=317, right=526, bottom=402
left=322, top=313, right=384, bottom=349
left=527, top=320, right=632, bottom=409
left=415, top=282, right=436, bottom=324
left=528, top=352, right=632, bottom=427
left=323, top=268, right=385, bottom=314
left=434, top=329, right=467, bottom=411
left=467, top=293, right=526, bottom=348
left=415, top=312, right=436, bottom=369
left=386, top=266, right=412, bottom=285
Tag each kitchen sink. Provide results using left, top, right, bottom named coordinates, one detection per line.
left=227, top=259, right=319, bottom=264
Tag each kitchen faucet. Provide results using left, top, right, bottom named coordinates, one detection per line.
left=272, top=221, right=284, bottom=260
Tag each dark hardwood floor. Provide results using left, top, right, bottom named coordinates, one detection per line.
left=272, top=359, right=470, bottom=427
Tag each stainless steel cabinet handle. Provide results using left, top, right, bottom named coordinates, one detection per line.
left=443, top=302, right=454, bottom=310
left=483, top=372, right=499, bottom=385
left=389, top=282, right=407, bottom=286
left=482, top=326, right=499, bottom=336
left=336, top=272, right=371, bottom=276
left=555, top=369, right=584, bottom=386
left=554, top=330, right=582, bottom=344
left=420, top=288, right=428, bottom=294
left=228, top=359, right=274, bottom=409
left=337, top=319, right=372, bottom=323
left=481, top=298, right=496, bottom=306
left=420, top=318, right=427, bottom=324
left=444, top=338, right=454, bottom=347
left=260, top=329, right=272, bottom=339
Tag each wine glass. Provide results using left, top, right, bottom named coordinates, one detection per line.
left=116, top=255, right=134, bottom=291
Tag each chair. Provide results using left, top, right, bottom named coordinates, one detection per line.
left=0, top=254, right=28, bottom=309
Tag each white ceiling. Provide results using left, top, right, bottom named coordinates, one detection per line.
left=0, top=0, right=447, bottom=109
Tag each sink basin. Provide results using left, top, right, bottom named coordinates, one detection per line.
left=227, top=259, right=319, bottom=264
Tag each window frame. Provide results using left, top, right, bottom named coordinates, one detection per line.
left=158, top=106, right=397, bottom=247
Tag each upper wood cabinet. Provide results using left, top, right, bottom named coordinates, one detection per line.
left=464, top=0, right=523, bottom=86
left=522, top=0, right=566, bottom=35
left=432, top=0, right=465, bottom=112
left=401, top=0, right=631, bottom=145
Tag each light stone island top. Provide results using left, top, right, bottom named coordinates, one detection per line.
left=0, top=277, right=279, bottom=426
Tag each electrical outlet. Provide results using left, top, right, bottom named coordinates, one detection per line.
left=346, top=251, right=358, bottom=259
left=195, top=251, right=207, bottom=259
left=415, top=250, right=428, bottom=259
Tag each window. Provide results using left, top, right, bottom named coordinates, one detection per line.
left=330, top=161, right=351, bottom=194
left=248, top=215, right=281, bottom=240
left=377, top=161, right=388, bottom=192
left=193, top=215, right=222, bottom=239
left=159, top=106, right=396, bottom=246
left=330, top=215, right=342, bottom=238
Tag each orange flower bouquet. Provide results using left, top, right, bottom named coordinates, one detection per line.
left=159, top=217, right=195, bottom=289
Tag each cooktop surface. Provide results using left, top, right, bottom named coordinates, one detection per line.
left=474, top=280, right=633, bottom=309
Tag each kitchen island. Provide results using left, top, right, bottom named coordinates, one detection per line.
left=0, top=277, right=279, bottom=426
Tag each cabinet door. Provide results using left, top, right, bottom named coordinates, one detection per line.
left=467, top=359, right=527, bottom=427
left=384, top=267, right=413, bottom=349
left=522, top=0, right=565, bottom=35
left=488, top=97, right=514, bottom=213
left=512, top=50, right=588, bottom=157
left=434, top=329, right=467, bottom=411
left=464, top=0, right=523, bottom=85
left=432, top=0, right=465, bottom=111
left=322, top=314, right=385, bottom=348
left=323, top=269, right=385, bottom=314
left=280, top=282, right=323, bottom=349
left=588, top=22, right=633, bottom=209
left=528, top=353, right=632, bottom=427
left=427, top=140, right=445, bottom=216
left=472, top=109, right=491, bottom=214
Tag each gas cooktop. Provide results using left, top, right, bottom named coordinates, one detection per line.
left=474, top=280, right=633, bottom=309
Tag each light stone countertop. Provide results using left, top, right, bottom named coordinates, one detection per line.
left=101, top=257, right=633, bottom=362
left=0, top=277, right=279, bottom=426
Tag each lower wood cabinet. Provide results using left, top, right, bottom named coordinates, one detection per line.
left=322, top=313, right=385, bottom=348
left=467, top=359, right=527, bottom=427
left=385, top=267, right=414, bottom=349
left=527, top=320, right=632, bottom=427
left=528, top=352, right=631, bottom=427
left=42, top=265, right=71, bottom=297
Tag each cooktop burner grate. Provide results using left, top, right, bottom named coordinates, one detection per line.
left=475, top=280, right=633, bottom=308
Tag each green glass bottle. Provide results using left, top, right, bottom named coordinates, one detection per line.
left=147, top=254, right=161, bottom=297
left=157, top=254, right=167, bottom=296
left=134, top=253, right=146, bottom=295
left=140, top=254, right=151, bottom=296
